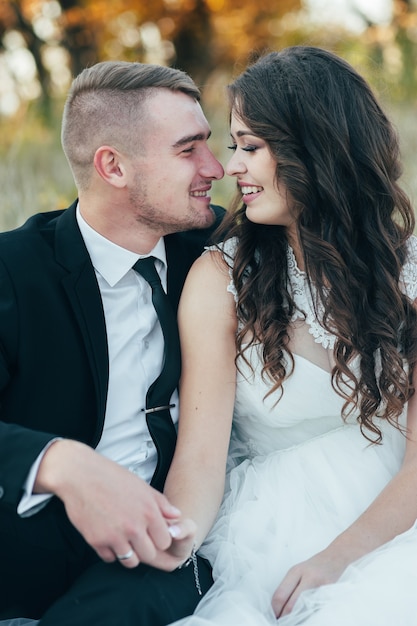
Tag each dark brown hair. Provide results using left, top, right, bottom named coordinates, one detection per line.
left=219, top=46, right=417, bottom=442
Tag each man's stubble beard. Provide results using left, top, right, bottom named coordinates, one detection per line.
left=129, top=188, right=215, bottom=235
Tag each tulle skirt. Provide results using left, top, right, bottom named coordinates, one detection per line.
left=171, top=422, right=417, bottom=625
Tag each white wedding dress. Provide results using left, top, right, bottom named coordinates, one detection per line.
left=171, top=237, right=417, bottom=626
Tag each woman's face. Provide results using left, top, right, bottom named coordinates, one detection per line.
left=226, top=110, right=296, bottom=233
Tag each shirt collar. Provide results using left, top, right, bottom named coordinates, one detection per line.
left=76, top=206, right=167, bottom=287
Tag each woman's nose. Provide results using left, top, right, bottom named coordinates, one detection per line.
left=225, top=151, right=246, bottom=177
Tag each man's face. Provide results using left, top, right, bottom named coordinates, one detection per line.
left=128, top=90, right=224, bottom=235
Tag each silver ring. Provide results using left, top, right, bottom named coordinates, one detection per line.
left=116, top=549, right=134, bottom=561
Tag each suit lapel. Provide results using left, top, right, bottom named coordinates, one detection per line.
left=54, top=204, right=109, bottom=439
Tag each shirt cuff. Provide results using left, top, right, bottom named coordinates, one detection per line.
left=17, top=438, right=61, bottom=517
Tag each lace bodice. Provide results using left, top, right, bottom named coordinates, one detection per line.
left=218, top=235, right=417, bottom=350
left=206, top=236, right=417, bottom=458
left=208, top=237, right=417, bottom=461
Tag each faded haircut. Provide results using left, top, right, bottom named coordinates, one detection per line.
left=61, top=61, right=200, bottom=190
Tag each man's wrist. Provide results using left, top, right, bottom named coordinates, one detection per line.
left=34, top=439, right=86, bottom=495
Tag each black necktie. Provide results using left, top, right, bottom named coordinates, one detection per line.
left=133, top=256, right=180, bottom=491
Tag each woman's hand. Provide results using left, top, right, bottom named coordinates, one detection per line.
left=167, top=517, right=198, bottom=565
left=272, top=547, right=350, bottom=618
left=151, top=517, right=198, bottom=572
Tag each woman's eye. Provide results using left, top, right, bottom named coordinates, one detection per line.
left=227, top=144, right=258, bottom=152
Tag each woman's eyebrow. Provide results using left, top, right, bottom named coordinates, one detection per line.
left=235, top=130, right=256, bottom=137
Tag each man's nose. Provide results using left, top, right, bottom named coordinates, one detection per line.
left=201, top=148, right=224, bottom=180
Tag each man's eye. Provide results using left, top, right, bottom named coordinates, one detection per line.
left=182, top=146, right=195, bottom=153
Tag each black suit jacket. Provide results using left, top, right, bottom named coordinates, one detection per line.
left=0, top=201, right=224, bottom=511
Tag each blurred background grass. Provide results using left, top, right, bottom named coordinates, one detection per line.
left=1, top=0, right=417, bottom=230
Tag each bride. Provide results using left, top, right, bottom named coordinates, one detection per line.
left=163, top=46, right=417, bottom=625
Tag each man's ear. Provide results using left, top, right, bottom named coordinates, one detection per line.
left=93, top=146, right=127, bottom=188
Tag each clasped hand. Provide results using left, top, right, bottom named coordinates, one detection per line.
left=36, top=439, right=196, bottom=570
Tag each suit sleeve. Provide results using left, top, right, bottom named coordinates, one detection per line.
left=0, top=260, right=57, bottom=511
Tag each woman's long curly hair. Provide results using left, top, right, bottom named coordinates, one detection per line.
left=217, top=46, right=417, bottom=442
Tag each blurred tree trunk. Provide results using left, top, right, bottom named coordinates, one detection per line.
left=392, top=0, right=417, bottom=99
left=59, top=0, right=99, bottom=77
left=10, top=0, right=51, bottom=115
left=171, top=0, right=214, bottom=85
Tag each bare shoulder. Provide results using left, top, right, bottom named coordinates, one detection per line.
left=179, top=249, right=237, bottom=331
left=184, top=249, right=232, bottom=298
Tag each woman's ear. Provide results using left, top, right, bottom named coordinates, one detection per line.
left=93, top=146, right=127, bottom=188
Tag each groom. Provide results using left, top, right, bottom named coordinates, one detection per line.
left=0, top=60, right=224, bottom=624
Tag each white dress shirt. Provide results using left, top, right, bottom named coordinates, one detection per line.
left=18, top=208, right=178, bottom=514
left=79, top=210, right=179, bottom=482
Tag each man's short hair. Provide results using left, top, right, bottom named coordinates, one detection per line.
left=61, top=61, right=201, bottom=190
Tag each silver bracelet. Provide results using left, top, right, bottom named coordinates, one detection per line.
left=178, top=546, right=202, bottom=595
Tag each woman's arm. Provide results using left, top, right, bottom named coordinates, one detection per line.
left=161, top=250, right=238, bottom=567
left=272, top=364, right=417, bottom=617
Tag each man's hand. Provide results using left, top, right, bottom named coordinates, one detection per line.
left=35, top=439, right=180, bottom=568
